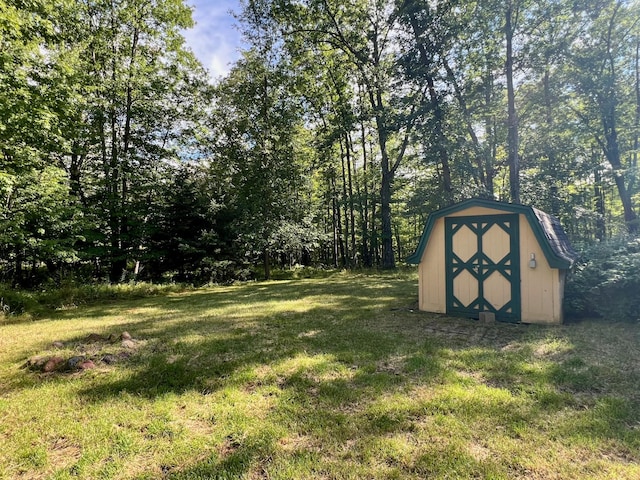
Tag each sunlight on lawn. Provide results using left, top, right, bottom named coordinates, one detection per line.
left=1, top=273, right=639, bottom=479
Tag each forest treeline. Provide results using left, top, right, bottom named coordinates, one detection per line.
left=1, top=0, right=639, bottom=287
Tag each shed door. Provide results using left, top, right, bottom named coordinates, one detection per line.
left=445, top=214, right=521, bottom=323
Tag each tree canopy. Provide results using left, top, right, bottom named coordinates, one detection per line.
left=1, top=0, right=639, bottom=285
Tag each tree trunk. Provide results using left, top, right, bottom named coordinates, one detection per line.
left=67, top=149, right=87, bottom=206
left=594, top=167, right=606, bottom=241
left=632, top=39, right=640, bottom=197
left=506, top=2, right=520, bottom=204
left=484, top=66, right=496, bottom=197
left=370, top=188, right=379, bottom=266
left=372, top=99, right=396, bottom=269
left=366, top=77, right=397, bottom=270
left=328, top=175, right=338, bottom=267
left=427, top=74, right=454, bottom=204
left=405, top=10, right=453, bottom=204
left=394, top=217, right=402, bottom=262
left=116, top=26, right=138, bottom=282
left=359, top=119, right=372, bottom=267
left=543, top=65, right=559, bottom=177
left=339, top=140, right=350, bottom=267
left=366, top=29, right=397, bottom=270
left=263, top=247, right=271, bottom=280
left=603, top=130, right=638, bottom=233
left=345, top=133, right=357, bottom=266
left=443, top=60, right=489, bottom=194
left=108, top=101, right=123, bottom=282
left=108, top=6, right=123, bottom=283
left=331, top=169, right=346, bottom=267
left=380, top=156, right=395, bottom=269
left=596, top=5, right=637, bottom=233
left=13, top=251, right=24, bottom=288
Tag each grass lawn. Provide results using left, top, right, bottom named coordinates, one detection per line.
left=1, top=271, right=639, bottom=479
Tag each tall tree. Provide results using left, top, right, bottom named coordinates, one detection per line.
left=566, top=0, right=639, bottom=233
left=212, top=47, right=314, bottom=278
left=0, top=0, right=88, bottom=284
left=255, top=0, right=420, bottom=268
left=398, top=0, right=456, bottom=205
left=76, top=0, right=206, bottom=280
left=505, top=0, right=521, bottom=203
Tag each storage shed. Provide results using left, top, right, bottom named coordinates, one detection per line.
left=407, top=199, right=579, bottom=324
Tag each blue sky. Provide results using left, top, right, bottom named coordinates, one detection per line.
left=182, top=0, right=244, bottom=80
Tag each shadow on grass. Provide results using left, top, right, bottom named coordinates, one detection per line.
left=6, top=275, right=640, bottom=478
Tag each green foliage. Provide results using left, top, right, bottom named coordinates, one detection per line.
left=2, top=0, right=640, bottom=288
left=565, top=237, right=640, bottom=322
left=0, top=287, right=37, bottom=317
left=211, top=49, right=318, bottom=276
left=0, top=281, right=190, bottom=318
left=0, top=166, right=82, bottom=285
left=141, top=164, right=238, bottom=284
left=189, top=259, right=255, bottom=285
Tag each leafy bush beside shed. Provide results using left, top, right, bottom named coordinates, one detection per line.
left=565, top=237, right=640, bottom=322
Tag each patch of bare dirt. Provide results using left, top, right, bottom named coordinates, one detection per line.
left=47, top=437, right=82, bottom=472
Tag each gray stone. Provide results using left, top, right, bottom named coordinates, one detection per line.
left=101, top=354, right=118, bottom=365
left=67, top=356, right=86, bottom=370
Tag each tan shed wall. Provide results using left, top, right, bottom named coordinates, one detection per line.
left=518, top=215, right=564, bottom=324
left=418, top=217, right=446, bottom=313
left=447, top=206, right=510, bottom=218
left=417, top=206, right=565, bottom=324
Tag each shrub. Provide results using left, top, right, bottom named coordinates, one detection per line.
left=0, top=280, right=192, bottom=319
left=0, top=285, right=39, bottom=316
left=565, top=236, right=640, bottom=322
left=196, top=259, right=254, bottom=285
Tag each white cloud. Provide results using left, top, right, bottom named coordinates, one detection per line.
left=182, top=0, right=244, bottom=80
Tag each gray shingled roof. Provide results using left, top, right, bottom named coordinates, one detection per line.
left=407, top=198, right=579, bottom=268
left=532, top=208, right=580, bottom=266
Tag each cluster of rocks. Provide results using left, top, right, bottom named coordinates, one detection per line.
left=25, top=331, right=138, bottom=374
left=26, top=354, right=96, bottom=373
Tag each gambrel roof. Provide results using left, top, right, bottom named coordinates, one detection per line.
left=407, top=198, right=579, bottom=268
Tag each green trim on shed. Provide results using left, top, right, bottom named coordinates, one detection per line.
left=406, top=198, right=576, bottom=269
left=444, top=213, right=521, bottom=323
